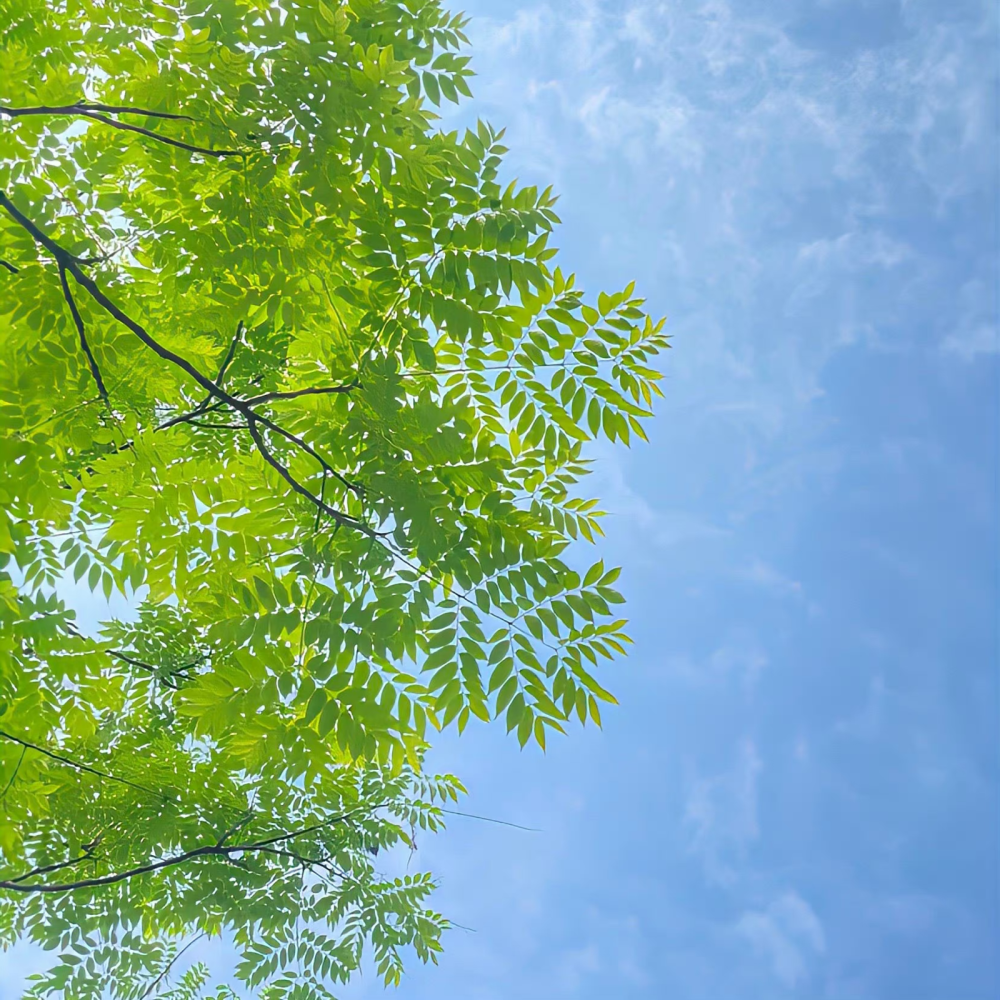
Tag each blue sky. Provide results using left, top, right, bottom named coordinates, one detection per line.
left=3, top=1, right=998, bottom=998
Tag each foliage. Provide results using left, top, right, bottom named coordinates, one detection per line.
left=0, top=0, right=668, bottom=995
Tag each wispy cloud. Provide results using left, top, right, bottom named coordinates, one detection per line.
left=684, top=740, right=762, bottom=883
left=664, top=643, right=767, bottom=693
left=941, top=324, right=1000, bottom=360
left=836, top=674, right=887, bottom=740
left=464, top=0, right=996, bottom=423
left=735, top=891, right=826, bottom=988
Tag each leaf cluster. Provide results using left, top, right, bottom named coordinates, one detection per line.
left=0, top=0, right=668, bottom=994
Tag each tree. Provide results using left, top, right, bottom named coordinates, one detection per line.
left=0, top=0, right=668, bottom=995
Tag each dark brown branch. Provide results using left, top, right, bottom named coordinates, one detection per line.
left=0, top=193, right=248, bottom=415
left=79, top=103, right=195, bottom=122
left=0, top=104, right=241, bottom=158
left=82, top=110, right=243, bottom=158
left=0, top=843, right=235, bottom=893
left=0, top=103, right=194, bottom=122
left=213, top=320, right=244, bottom=384
left=0, top=259, right=18, bottom=274
left=0, top=811, right=361, bottom=894
left=252, top=410, right=362, bottom=497
left=174, top=321, right=246, bottom=426
left=107, top=650, right=200, bottom=689
left=155, top=399, right=227, bottom=431
left=58, top=261, right=109, bottom=404
left=245, top=415, right=374, bottom=535
left=0, top=193, right=371, bottom=533
left=6, top=841, right=100, bottom=884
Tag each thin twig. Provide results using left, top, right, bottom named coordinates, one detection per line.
left=0, top=729, right=168, bottom=803
left=139, top=932, right=207, bottom=1000
left=175, top=320, right=246, bottom=424
left=438, top=808, right=539, bottom=832
left=155, top=399, right=227, bottom=431
left=0, top=746, right=26, bottom=800
left=245, top=416, right=373, bottom=534
left=253, top=410, right=362, bottom=497
left=107, top=650, right=200, bottom=687
left=243, top=381, right=359, bottom=406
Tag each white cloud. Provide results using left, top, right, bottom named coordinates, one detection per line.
left=735, top=891, right=826, bottom=988
left=797, top=231, right=912, bottom=270
left=574, top=81, right=704, bottom=168
left=836, top=674, right=887, bottom=740
left=939, top=276, right=999, bottom=360
left=941, top=324, right=1000, bottom=360
left=466, top=0, right=994, bottom=431
left=736, top=558, right=803, bottom=600
left=553, top=943, right=601, bottom=994
left=664, top=643, right=767, bottom=693
left=684, top=740, right=762, bottom=883
left=586, top=443, right=728, bottom=552
left=546, top=911, right=649, bottom=995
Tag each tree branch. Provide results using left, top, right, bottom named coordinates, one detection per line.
left=245, top=415, right=375, bottom=535
left=0, top=104, right=241, bottom=157
left=155, top=399, right=228, bottom=432
left=0, top=259, right=18, bottom=274
left=0, top=745, right=26, bottom=800
left=252, top=410, right=363, bottom=497
left=58, top=261, right=109, bottom=404
left=243, top=381, right=359, bottom=406
left=0, top=102, right=194, bottom=121
left=172, top=320, right=246, bottom=426
left=107, top=650, right=201, bottom=688
left=0, top=812, right=361, bottom=894
left=5, top=841, right=100, bottom=885
left=0, top=192, right=372, bottom=534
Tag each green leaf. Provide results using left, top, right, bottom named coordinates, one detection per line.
left=423, top=71, right=441, bottom=106
left=412, top=338, right=438, bottom=371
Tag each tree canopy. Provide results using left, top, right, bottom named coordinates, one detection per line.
left=0, top=0, right=668, bottom=995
